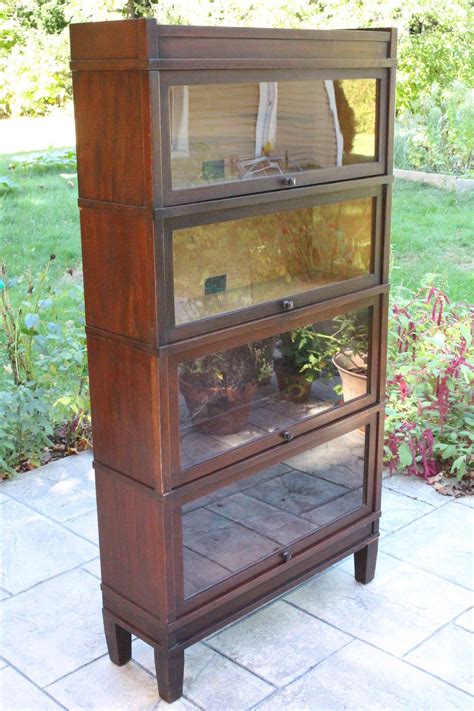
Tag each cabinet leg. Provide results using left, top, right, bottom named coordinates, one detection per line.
left=103, top=610, right=132, bottom=666
left=354, top=540, right=378, bottom=584
left=154, top=647, right=184, bottom=703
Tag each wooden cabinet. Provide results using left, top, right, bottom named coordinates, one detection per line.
left=70, top=18, right=396, bottom=702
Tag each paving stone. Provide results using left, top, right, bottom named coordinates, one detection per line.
left=283, top=430, right=365, bottom=490
left=379, top=487, right=434, bottom=532
left=183, top=547, right=230, bottom=598
left=207, top=492, right=315, bottom=544
left=0, top=568, right=105, bottom=686
left=0, top=490, right=11, bottom=503
left=135, top=639, right=273, bottom=710
left=380, top=503, right=473, bottom=589
left=47, top=655, right=195, bottom=710
left=286, top=552, right=472, bottom=657
left=383, top=473, right=451, bottom=507
left=0, top=587, right=12, bottom=600
left=1, top=499, right=98, bottom=593
left=455, top=496, right=474, bottom=509
left=302, top=488, right=363, bottom=527
left=245, top=469, right=348, bottom=516
left=256, top=639, right=472, bottom=710
left=183, top=508, right=278, bottom=571
left=455, top=607, right=474, bottom=633
left=182, top=643, right=273, bottom=711
left=206, top=599, right=351, bottom=686
left=82, top=557, right=101, bottom=579
left=63, top=509, right=100, bottom=545
left=406, top=625, right=474, bottom=695
left=0, top=659, right=8, bottom=670
left=1, top=451, right=96, bottom=522
left=0, top=667, right=61, bottom=710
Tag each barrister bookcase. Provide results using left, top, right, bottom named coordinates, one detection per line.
left=70, top=19, right=396, bottom=701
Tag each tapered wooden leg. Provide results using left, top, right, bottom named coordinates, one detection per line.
left=354, top=540, right=378, bottom=584
left=103, top=610, right=132, bottom=666
left=154, top=647, right=184, bottom=703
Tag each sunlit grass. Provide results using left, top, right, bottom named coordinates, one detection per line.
left=391, top=181, right=473, bottom=302
left=1, top=150, right=472, bottom=308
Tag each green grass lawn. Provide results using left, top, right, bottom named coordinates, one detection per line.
left=391, top=181, right=473, bottom=302
left=1, top=150, right=473, bottom=303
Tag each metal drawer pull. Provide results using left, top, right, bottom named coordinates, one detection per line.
left=282, top=299, right=294, bottom=311
left=282, top=176, right=296, bottom=187
left=282, top=431, right=294, bottom=442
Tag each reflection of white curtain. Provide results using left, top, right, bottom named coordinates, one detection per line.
left=255, top=82, right=278, bottom=156
left=324, top=80, right=343, bottom=166
left=170, top=85, right=189, bottom=156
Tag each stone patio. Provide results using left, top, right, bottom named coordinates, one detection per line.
left=1, top=451, right=473, bottom=710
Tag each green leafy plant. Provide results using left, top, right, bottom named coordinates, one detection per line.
left=395, top=82, right=474, bottom=176
left=278, top=327, right=340, bottom=383
left=180, top=340, right=273, bottom=390
left=0, top=176, right=19, bottom=196
left=384, top=280, right=473, bottom=481
left=8, top=149, right=77, bottom=173
left=0, top=259, right=90, bottom=475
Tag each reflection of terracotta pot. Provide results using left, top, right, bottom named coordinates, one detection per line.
left=179, top=379, right=257, bottom=434
left=333, top=352, right=367, bottom=402
left=274, top=359, right=312, bottom=403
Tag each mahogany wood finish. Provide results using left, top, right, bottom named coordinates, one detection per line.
left=71, top=19, right=396, bottom=702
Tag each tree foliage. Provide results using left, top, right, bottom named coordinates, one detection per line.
left=0, top=0, right=472, bottom=124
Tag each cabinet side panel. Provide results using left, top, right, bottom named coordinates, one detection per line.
left=95, top=465, right=165, bottom=614
left=80, top=208, right=157, bottom=343
left=87, top=335, right=161, bottom=488
left=72, top=70, right=151, bottom=205
left=70, top=20, right=140, bottom=60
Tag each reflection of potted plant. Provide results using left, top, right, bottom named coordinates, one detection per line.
left=274, top=327, right=339, bottom=403
left=179, top=340, right=273, bottom=434
left=332, top=311, right=369, bottom=402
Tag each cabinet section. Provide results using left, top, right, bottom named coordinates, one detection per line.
left=175, top=411, right=378, bottom=610
left=161, top=291, right=383, bottom=485
left=159, top=181, right=386, bottom=342
left=159, top=70, right=388, bottom=204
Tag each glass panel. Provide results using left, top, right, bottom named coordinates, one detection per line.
left=182, top=427, right=367, bottom=598
left=178, top=307, right=370, bottom=469
left=169, top=79, right=377, bottom=190
left=173, top=197, right=373, bottom=325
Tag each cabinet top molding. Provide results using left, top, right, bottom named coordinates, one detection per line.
left=70, top=19, right=397, bottom=70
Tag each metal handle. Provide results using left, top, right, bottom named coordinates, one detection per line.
left=282, top=299, right=294, bottom=311
left=282, top=177, right=296, bottom=187
left=282, top=431, right=294, bottom=442
left=282, top=550, right=293, bottom=562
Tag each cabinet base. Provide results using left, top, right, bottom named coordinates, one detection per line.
left=354, top=539, right=378, bottom=584
left=103, top=609, right=132, bottom=666
left=155, top=648, right=185, bottom=703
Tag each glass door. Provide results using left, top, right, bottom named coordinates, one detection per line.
left=160, top=182, right=385, bottom=341
left=176, top=412, right=378, bottom=608
left=159, top=70, right=387, bottom=205
left=160, top=292, right=384, bottom=485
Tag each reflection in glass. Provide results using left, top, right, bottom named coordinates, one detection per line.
left=169, top=79, right=377, bottom=189
left=173, top=197, right=373, bottom=325
left=182, top=427, right=366, bottom=598
left=178, top=308, right=370, bottom=469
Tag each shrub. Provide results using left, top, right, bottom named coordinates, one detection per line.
left=395, top=82, right=474, bottom=176
left=8, top=149, right=77, bottom=173
left=0, top=259, right=90, bottom=475
left=384, top=280, right=474, bottom=481
left=0, top=27, right=71, bottom=117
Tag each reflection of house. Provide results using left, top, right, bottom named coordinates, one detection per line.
left=170, top=81, right=344, bottom=183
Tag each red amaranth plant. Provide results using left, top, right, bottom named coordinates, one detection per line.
left=385, top=281, right=473, bottom=481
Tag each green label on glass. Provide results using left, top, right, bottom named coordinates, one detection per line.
left=205, top=274, right=227, bottom=295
